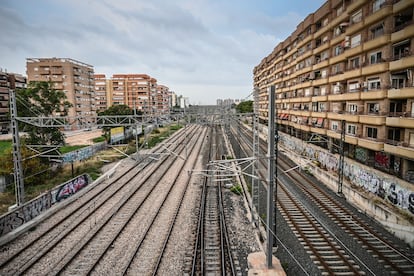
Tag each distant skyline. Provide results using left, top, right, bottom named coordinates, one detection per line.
left=1, top=0, right=325, bottom=105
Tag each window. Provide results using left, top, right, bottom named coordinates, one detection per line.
left=348, top=103, right=358, bottom=113
left=366, top=127, right=378, bottom=139
left=370, top=23, right=384, bottom=39
left=368, top=77, right=381, bottom=90
left=312, top=102, right=318, bottom=112
left=332, top=63, right=343, bottom=75
left=370, top=51, right=383, bottom=64
left=347, top=124, right=357, bottom=135
left=392, top=40, right=411, bottom=60
left=373, top=0, right=386, bottom=13
left=319, top=102, right=326, bottom=111
left=368, top=103, right=380, bottom=114
left=351, top=34, right=361, bottom=48
left=391, top=72, right=407, bottom=89
left=331, top=121, right=339, bottom=131
left=351, top=10, right=362, bottom=24
left=321, top=50, right=329, bottom=60
left=349, top=56, right=360, bottom=69
left=348, top=81, right=360, bottom=92
left=388, top=128, right=401, bottom=142
left=334, top=45, right=343, bottom=56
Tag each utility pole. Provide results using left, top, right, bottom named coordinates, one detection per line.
left=338, top=120, right=345, bottom=195
left=266, top=85, right=275, bottom=268
left=252, top=87, right=260, bottom=225
left=9, top=75, right=25, bottom=206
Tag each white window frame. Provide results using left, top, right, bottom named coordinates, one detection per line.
left=348, top=103, right=358, bottom=113
left=351, top=34, right=361, bottom=48
left=347, top=124, right=357, bottom=135
left=331, top=121, right=339, bottom=131
left=368, top=77, right=381, bottom=90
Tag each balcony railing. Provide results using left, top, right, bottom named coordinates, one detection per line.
left=387, top=112, right=414, bottom=118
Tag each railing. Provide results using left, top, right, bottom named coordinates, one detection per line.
left=387, top=112, right=414, bottom=118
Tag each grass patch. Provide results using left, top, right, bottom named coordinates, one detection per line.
left=92, top=136, right=106, bottom=143
left=59, top=145, right=87, bottom=154
left=0, top=140, right=12, bottom=154
left=230, top=185, right=242, bottom=195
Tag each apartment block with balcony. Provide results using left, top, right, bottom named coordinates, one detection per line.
left=253, top=0, right=414, bottom=184
left=26, top=58, right=96, bottom=124
left=94, top=74, right=109, bottom=113
left=156, top=85, right=170, bottom=115
left=0, top=71, right=27, bottom=133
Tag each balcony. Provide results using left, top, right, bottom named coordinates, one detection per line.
left=344, top=44, right=363, bottom=58
left=386, top=115, right=414, bottom=128
left=361, top=62, right=389, bottom=75
left=311, top=77, right=329, bottom=86
left=384, top=143, right=414, bottom=159
left=388, top=86, right=414, bottom=99
left=311, top=95, right=328, bottom=102
left=311, top=111, right=327, bottom=118
left=365, top=4, right=392, bottom=26
left=391, top=23, right=414, bottom=43
left=329, top=52, right=347, bottom=64
left=342, top=68, right=361, bottom=80
left=358, top=138, right=384, bottom=151
left=360, top=89, right=387, bottom=100
left=329, top=72, right=346, bottom=83
left=327, top=112, right=359, bottom=122
left=363, top=34, right=390, bottom=52
left=313, top=41, right=330, bottom=55
left=312, top=58, right=329, bottom=70
left=346, top=0, right=366, bottom=14
left=346, top=21, right=364, bottom=35
left=300, top=110, right=311, bottom=117
left=389, top=55, right=414, bottom=71
left=327, top=129, right=341, bottom=139
left=345, top=135, right=358, bottom=145
left=329, top=12, right=349, bottom=33
left=328, top=92, right=360, bottom=101
left=289, top=96, right=311, bottom=103
left=310, top=126, right=327, bottom=135
left=359, top=114, right=386, bottom=125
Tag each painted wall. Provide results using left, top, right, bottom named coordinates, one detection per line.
left=0, top=174, right=90, bottom=237
left=278, top=132, right=414, bottom=215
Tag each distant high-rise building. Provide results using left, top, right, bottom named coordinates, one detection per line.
left=26, top=58, right=96, bottom=128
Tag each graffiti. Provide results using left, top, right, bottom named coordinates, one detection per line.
left=62, top=142, right=106, bottom=163
left=278, top=133, right=414, bottom=215
left=355, top=147, right=367, bottom=162
left=0, top=193, right=51, bottom=236
left=375, top=152, right=389, bottom=169
left=53, top=174, right=89, bottom=203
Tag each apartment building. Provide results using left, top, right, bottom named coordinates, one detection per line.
left=94, top=74, right=109, bottom=113
left=0, top=71, right=27, bottom=133
left=97, top=74, right=171, bottom=115
left=253, top=0, right=414, bottom=183
left=156, top=85, right=170, bottom=115
left=26, top=58, right=96, bottom=124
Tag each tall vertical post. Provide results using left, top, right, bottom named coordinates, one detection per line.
left=252, top=87, right=260, bottom=225
left=338, top=120, right=345, bottom=195
left=266, top=85, right=275, bottom=268
left=134, top=101, right=139, bottom=161
left=9, top=75, right=25, bottom=206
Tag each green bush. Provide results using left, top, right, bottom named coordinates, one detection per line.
left=230, top=185, right=242, bottom=195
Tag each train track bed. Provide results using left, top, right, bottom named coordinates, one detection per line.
left=228, top=122, right=414, bottom=276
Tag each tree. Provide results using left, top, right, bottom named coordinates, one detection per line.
left=98, top=104, right=135, bottom=116
left=98, top=104, right=137, bottom=142
left=235, top=100, right=253, bottom=113
left=17, top=81, right=72, bottom=145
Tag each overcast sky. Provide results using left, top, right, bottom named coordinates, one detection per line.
left=1, top=0, right=325, bottom=105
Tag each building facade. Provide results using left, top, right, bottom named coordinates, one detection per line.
left=0, top=71, right=27, bottom=133
left=94, top=74, right=109, bottom=113
left=26, top=58, right=96, bottom=125
left=253, top=0, right=414, bottom=183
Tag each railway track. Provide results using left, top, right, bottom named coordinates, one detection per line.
left=0, top=124, right=203, bottom=275
left=191, top=125, right=236, bottom=275
left=228, top=121, right=414, bottom=275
